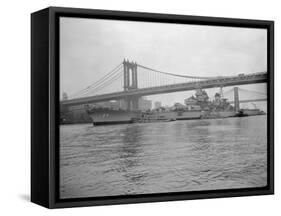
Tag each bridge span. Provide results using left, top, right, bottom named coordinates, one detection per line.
left=61, top=72, right=267, bottom=106
left=229, top=98, right=267, bottom=104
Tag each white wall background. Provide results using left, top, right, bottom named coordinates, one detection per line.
left=0, top=0, right=279, bottom=215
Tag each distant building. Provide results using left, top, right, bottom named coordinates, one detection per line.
left=154, top=101, right=162, bottom=109
left=61, top=104, right=92, bottom=124
left=139, top=97, right=152, bottom=111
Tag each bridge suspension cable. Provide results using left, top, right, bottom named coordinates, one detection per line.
left=84, top=69, right=123, bottom=96
left=69, top=62, right=123, bottom=98
left=137, top=64, right=228, bottom=80
left=66, top=60, right=267, bottom=101
left=238, top=87, right=267, bottom=96
left=222, top=88, right=234, bottom=96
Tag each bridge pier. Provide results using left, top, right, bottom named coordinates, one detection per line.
left=125, top=97, right=139, bottom=111
left=131, top=98, right=139, bottom=110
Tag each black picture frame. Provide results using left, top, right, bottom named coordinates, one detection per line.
left=31, top=6, right=274, bottom=209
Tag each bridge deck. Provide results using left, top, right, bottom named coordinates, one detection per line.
left=61, top=72, right=267, bottom=106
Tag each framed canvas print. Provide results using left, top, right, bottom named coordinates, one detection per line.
left=31, top=7, right=274, bottom=208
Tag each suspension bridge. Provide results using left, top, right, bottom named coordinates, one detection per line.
left=225, top=87, right=267, bottom=104
left=60, top=59, right=267, bottom=110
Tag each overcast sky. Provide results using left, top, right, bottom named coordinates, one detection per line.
left=60, top=17, right=267, bottom=109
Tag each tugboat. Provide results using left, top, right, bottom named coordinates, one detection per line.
left=237, top=108, right=265, bottom=117
left=235, top=110, right=247, bottom=117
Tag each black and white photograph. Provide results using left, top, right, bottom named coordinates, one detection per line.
left=59, top=17, right=268, bottom=199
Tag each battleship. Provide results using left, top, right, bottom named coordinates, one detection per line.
left=86, top=89, right=265, bottom=126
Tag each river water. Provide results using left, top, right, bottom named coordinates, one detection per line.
left=60, top=115, right=267, bottom=199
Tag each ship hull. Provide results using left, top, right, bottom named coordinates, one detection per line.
left=87, top=107, right=264, bottom=126
left=176, top=111, right=202, bottom=120
left=202, top=110, right=236, bottom=119
left=93, top=120, right=134, bottom=126
left=217, top=111, right=236, bottom=118
left=87, top=109, right=138, bottom=126
left=142, top=110, right=202, bottom=122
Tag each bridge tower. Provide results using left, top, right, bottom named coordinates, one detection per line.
left=123, top=59, right=139, bottom=110
left=234, top=87, right=240, bottom=112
